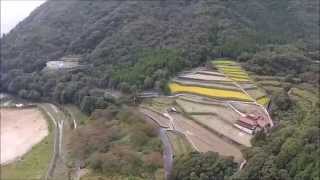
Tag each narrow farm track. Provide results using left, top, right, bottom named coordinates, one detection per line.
left=39, top=103, right=66, bottom=180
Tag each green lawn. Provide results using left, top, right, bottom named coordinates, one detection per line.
left=1, top=133, right=54, bottom=180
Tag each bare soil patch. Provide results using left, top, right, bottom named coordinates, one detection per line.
left=170, top=113, right=243, bottom=162
left=1, top=108, right=49, bottom=164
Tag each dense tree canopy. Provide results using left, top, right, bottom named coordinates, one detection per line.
left=172, top=151, right=237, bottom=180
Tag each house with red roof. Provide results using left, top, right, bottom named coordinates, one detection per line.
left=234, top=113, right=270, bottom=134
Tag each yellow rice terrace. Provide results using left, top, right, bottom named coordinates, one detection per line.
left=169, top=83, right=253, bottom=101
left=212, top=59, right=270, bottom=106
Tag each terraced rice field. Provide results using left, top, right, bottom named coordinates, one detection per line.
left=169, top=113, right=244, bottom=162
left=166, top=131, right=194, bottom=157
left=246, top=89, right=267, bottom=99
left=228, top=74, right=250, bottom=79
left=180, top=73, right=231, bottom=81
left=191, top=115, right=252, bottom=147
left=239, top=83, right=257, bottom=90
left=256, top=97, right=270, bottom=106
left=142, top=97, right=175, bottom=113
left=176, top=98, right=240, bottom=124
left=169, top=83, right=253, bottom=102
left=213, top=64, right=251, bottom=82
left=229, top=101, right=268, bottom=117
left=195, top=71, right=225, bottom=77
left=212, top=60, right=270, bottom=106
left=172, top=78, right=240, bottom=91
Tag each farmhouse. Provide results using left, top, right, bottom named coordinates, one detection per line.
left=234, top=114, right=270, bottom=134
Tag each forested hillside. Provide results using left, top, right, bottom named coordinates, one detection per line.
left=1, top=0, right=319, bottom=179
left=1, top=1, right=319, bottom=106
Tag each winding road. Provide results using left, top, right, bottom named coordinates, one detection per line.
left=140, top=111, right=174, bottom=180
left=159, top=128, right=174, bottom=179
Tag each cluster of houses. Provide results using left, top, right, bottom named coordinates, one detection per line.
left=234, top=113, right=270, bottom=134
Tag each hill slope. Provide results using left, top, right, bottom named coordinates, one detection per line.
left=0, top=0, right=318, bottom=104
left=1, top=0, right=319, bottom=70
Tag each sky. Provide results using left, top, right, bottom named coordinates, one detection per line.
left=1, top=0, right=46, bottom=35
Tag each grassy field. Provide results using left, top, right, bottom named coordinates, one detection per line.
left=1, top=123, right=54, bottom=180
left=169, top=83, right=253, bottom=101
left=166, top=131, right=194, bottom=157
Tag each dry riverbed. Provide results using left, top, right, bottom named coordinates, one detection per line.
left=0, top=108, right=49, bottom=164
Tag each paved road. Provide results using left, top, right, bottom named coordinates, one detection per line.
left=159, top=128, right=174, bottom=179
left=140, top=112, right=174, bottom=180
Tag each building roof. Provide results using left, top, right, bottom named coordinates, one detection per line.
left=235, top=120, right=256, bottom=130
left=238, top=114, right=269, bottom=128
left=239, top=116, right=258, bottom=126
